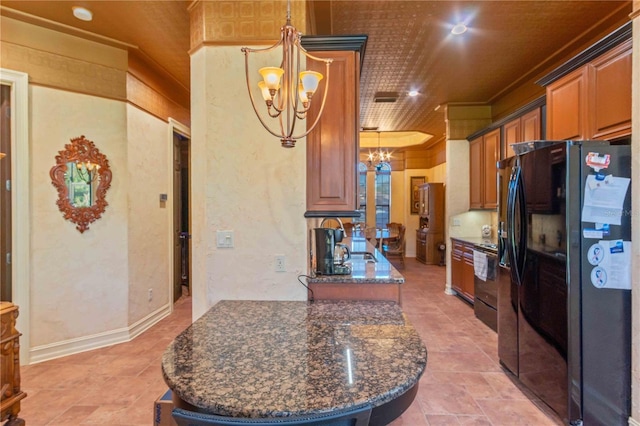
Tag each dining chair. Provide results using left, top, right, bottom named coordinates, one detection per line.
left=385, top=222, right=402, bottom=239
left=364, top=227, right=380, bottom=249
left=382, top=225, right=406, bottom=268
left=172, top=404, right=372, bottom=426
left=342, top=222, right=355, bottom=237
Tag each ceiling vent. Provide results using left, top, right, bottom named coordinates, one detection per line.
left=374, top=92, right=399, bottom=103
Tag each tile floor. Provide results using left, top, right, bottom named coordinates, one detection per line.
left=19, top=259, right=563, bottom=425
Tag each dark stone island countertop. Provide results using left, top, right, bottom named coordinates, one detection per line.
left=161, top=300, right=427, bottom=419
left=307, top=236, right=405, bottom=284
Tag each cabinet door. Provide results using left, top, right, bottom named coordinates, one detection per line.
left=503, top=117, right=521, bottom=159
left=482, top=129, right=499, bottom=209
left=588, top=40, right=632, bottom=140
left=521, top=108, right=541, bottom=142
left=469, top=137, right=483, bottom=209
left=451, top=240, right=464, bottom=293
left=462, top=244, right=475, bottom=302
left=305, top=50, right=359, bottom=214
left=546, top=67, right=587, bottom=140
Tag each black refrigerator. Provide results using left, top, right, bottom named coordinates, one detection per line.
left=497, top=140, right=631, bottom=425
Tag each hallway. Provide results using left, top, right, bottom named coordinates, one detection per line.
left=20, top=259, right=562, bottom=425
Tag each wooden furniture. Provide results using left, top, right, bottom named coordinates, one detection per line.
left=302, top=36, right=368, bottom=218
left=417, top=183, right=444, bottom=264
left=541, top=24, right=631, bottom=141
left=416, top=231, right=444, bottom=266
left=1, top=302, right=26, bottom=426
left=162, top=300, right=426, bottom=426
left=416, top=231, right=427, bottom=264
left=450, top=239, right=475, bottom=303
left=469, top=129, right=499, bottom=210
left=382, top=225, right=406, bottom=269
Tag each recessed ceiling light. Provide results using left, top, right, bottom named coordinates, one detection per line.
left=72, top=6, right=93, bottom=22
left=451, top=23, right=467, bottom=35
left=408, top=90, right=419, bottom=97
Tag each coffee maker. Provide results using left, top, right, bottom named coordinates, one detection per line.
left=314, top=228, right=351, bottom=275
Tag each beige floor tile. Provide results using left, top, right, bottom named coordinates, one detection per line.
left=17, top=260, right=566, bottom=425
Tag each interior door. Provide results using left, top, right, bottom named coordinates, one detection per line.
left=173, top=132, right=190, bottom=302
left=0, top=84, right=11, bottom=301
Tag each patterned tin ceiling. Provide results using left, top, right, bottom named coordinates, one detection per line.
left=1, top=0, right=632, bottom=148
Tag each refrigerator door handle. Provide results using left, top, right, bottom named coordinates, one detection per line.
left=507, top=164, right=526, bottom=285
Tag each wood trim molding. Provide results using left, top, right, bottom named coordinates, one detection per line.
left=466, top=96, right=546, bottom=140
left=301, top=35, right=368, bottom=72
left=536, top=21, right=632, bottom=87
left=304, top=210, right=361, bottom=218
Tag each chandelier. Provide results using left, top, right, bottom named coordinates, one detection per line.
left=241, top=1, right=332, bottom=148
left=74, top=161, right=100, bottom=184
left=368, top=132, right=392, bottom=169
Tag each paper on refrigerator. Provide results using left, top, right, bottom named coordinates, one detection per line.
left=587, top=240, right=631, bottom=290
left=581, top=174, right=630, bottom=225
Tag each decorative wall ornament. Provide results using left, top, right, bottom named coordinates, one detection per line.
left=50, top=135, right=112, bottom=233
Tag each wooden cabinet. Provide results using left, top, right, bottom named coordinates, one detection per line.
left=416, top=230, right=444, bottom=265
left=589, top=40, right=632, bottom=140
left=503, top=107, right=542, bottom=158
left=416, top=230, right=426, bottom=264
left=302, top=36, right=367, bottom=217
left=418, top=183, right=444, bottom=232
left=547, top=66, right=588, bottom=141
left=546, top=38, right=631, bottom=141
left=469, top=128, right=498, bottom=210
left=450, top=239, right=475, bottom=303
left=1, top=302, right=26, bottom=426
left=417, top=183, right=444, bottom=265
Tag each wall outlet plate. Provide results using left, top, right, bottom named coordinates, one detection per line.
left=275, top=255, right=286, bottom=272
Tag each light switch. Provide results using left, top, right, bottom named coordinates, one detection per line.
left=216, top=230, right=234, bottom=248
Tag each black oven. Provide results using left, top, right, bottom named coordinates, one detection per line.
left=474, top=245, right=498, bottom=332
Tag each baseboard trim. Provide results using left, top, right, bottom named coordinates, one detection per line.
left=29, top=303, right=172, bottom=364
left=629, top=416, right=640, bottom=426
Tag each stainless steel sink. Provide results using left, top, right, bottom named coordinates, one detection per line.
left=349, top=252, right=377, bottom=263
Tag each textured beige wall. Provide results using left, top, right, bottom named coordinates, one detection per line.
left=30, top=86, right=129, bottom=346
left=190, top=45, right=308, bottom=320
left=444, top=140, right=470, bottom=292
left=126, top=106, right=172, bottom=324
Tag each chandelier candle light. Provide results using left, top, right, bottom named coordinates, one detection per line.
left=241, top=0, right=332, bottom=148
left=368, top=131, right=392, bottom=169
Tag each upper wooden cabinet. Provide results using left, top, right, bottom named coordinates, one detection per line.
left=504, top=108, right=542, bottom=157
left=469, top=128, right=499, bottom=210
left=589, top=40, right=632, bottom=140
left=546, top=66, right=589, bottom=141
left=543, top=26, right=631, bottom=141
left=302, top=36, right=367, bottom=218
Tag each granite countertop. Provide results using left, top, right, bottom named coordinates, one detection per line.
left=162, top=300, right=427, bottom=418
left=451, top=236, right=499, bottom=255
left=307, top=236, right=405, bottom=284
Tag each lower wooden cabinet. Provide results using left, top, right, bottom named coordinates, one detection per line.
left=1, top=302, right=26, bottom=426
left=450, top=239, right=475, bottom=303
left=416, top=230, right=427, bottom=264
left=417, top=230, right=444, bottom=265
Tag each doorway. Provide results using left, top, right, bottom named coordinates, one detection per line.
left=171, top=122, right=190, bottom=303
left=1, top=84, right=11, bottom=301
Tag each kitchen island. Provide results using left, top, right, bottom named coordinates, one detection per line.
left=162, top=300, right=427, bottom=426
left=306, top=235, right=405, bottom=304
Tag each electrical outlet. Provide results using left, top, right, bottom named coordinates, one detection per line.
left=275, top=255, right=286, bottom=272
left=452, top=218, right=461, bottom=226
left=148, top=288, right=153, bottom=301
